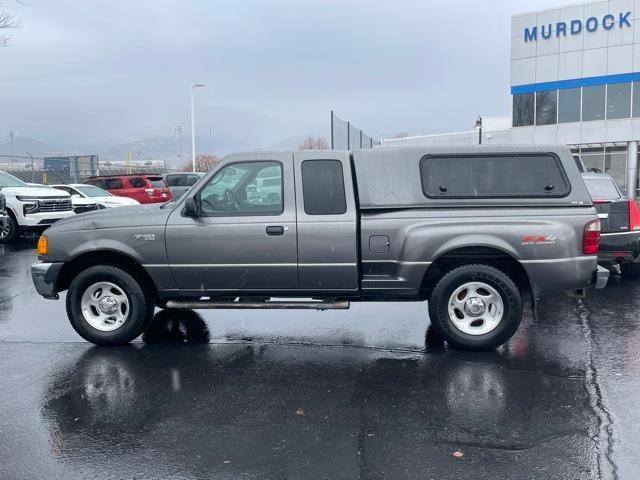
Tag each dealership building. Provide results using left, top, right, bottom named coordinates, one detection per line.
left=383, top=0, right=640, bottom=197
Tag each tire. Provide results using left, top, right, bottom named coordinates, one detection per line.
left=428, top=264, right=522, bottom=351
left=0, top=214, right=19, bottom=244
left=621, top=262, right=640, bottom=278
left=66, top=265, right=152, bottom=345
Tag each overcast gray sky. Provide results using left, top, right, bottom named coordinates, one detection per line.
left=0, top=0, right=573, bottom=154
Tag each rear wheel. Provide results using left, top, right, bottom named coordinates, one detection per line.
left=0, top=214, right=19, bottom=244
left=66, top=265, right=152, bottom=345
left=428, top=264, right=522, bottom=350
left=621, top=262, right=640, bottom=278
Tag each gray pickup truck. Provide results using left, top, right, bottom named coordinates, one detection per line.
left=31, top=146, right=608, bottom=350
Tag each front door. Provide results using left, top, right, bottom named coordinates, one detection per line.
left=165, top=153, right=297, bottom=294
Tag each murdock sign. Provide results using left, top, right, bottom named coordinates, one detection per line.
left=524, top=11, right=631, bottom=42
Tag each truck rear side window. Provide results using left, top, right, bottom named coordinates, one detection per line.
left=420, top=154, right=570, bottom=198
left=301, top=160, right=347, bottom=215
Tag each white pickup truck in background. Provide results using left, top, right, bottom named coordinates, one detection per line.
left=0, top=171, right=75, bottom=244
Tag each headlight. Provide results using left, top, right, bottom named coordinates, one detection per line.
left=17, top=195, right=40, bottom=214
left=22, top=201, right=39, bottom=215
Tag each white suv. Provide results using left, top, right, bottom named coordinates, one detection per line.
left=0, top=171, right=75, bottom=244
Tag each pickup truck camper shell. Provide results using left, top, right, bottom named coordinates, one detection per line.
left=353, top=145, right=592, bottom=209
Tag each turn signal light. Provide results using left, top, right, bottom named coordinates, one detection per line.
left=583, top=219, right=601, bottom=255
left=37, top=235, right=49, bottom=256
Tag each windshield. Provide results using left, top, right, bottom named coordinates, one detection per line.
left=0, top=171, right=28, bottom=188
left=75, top=185, right=112, bottom=197
left=584, top=178, right=622, bottom=200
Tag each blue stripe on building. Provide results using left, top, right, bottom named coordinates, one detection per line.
left=511, top=72, right=640, bottom=95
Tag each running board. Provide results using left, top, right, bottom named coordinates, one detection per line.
left=165, top=299, right=350, bottom=310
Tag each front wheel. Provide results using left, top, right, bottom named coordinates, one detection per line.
left=0, top=214, right=19, bottom=244
left=66, top=265, right=152, bottom=345
left=428, top=264, right=522, bottom=351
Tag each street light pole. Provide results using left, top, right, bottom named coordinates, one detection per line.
left=190, top=84, right=205, bottom=173
left=474, top=116, right=483, bottom=145
left=6, top=131, right=18, bottom=163
left=175, top=125, right=186, bottom=165
left=26, top=151, right=34, bottom=182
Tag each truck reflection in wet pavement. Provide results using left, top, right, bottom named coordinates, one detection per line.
left=38, top=309, right=598, bottom=479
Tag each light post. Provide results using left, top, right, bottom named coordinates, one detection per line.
left=474, top=116, right=483, bottom=145
left=175, top=125, right=186, bottom=165
left=26, top=151, right=34, bottom=182
left=190, top=84, right=205, bottom=173
left=6, top=131, right=18, bottom=163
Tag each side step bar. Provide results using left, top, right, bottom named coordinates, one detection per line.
left=165, top=299, right=350, bottom=310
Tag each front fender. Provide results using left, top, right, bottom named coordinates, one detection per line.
left=67, top=239, right=145, bottom=264
left=46, top=226, right=168, bottom=266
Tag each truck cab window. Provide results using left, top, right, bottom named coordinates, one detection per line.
left=301, top=160, right=347, bottom=215
left=199, top=161, right=283, bottom=215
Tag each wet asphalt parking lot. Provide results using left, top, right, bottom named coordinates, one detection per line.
left=1, top=241, right=640, bottom=479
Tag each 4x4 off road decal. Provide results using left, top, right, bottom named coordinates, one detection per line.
left=521, top=235, right=557, bottom=246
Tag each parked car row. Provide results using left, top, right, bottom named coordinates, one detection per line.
left=0, top=171, right=210, bottom=244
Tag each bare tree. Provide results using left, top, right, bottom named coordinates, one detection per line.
left=298, top=136, right=329, bottom=150
left=182, top=154, right=220, bottom=173
left=0, top=9, right=17, bottom=46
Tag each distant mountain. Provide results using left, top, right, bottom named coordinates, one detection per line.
left=0, top=136, right=64, bottom=159
left=98, top=135, right=244, bottom=168
left=0, top=133, right=326, bottom=169
left=99, top=137, right=185, bottom=167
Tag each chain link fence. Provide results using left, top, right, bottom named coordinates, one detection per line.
left=6, top=167, right=170, bottom=185
left=330, top=111, right=379, bottom=150
left=1, top=157, right=170, bottom=185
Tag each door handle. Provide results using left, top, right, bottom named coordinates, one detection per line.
left=266, top=226, right=284, bottom=236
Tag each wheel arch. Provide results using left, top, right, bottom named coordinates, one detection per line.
left=420, top=245, right=532, bottom=300
left=57, top=249, right=158, bottom=301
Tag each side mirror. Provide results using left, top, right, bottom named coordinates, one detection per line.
left=184, top=196, right=200, bottom=217
left=71, top=194, right=81, bottom=199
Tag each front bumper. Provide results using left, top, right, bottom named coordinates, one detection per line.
left=31, top=262, right=64, bottom=300
left=17, top=210, right=75, bottom=227
left=593, top=265, right=609, bottom=289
